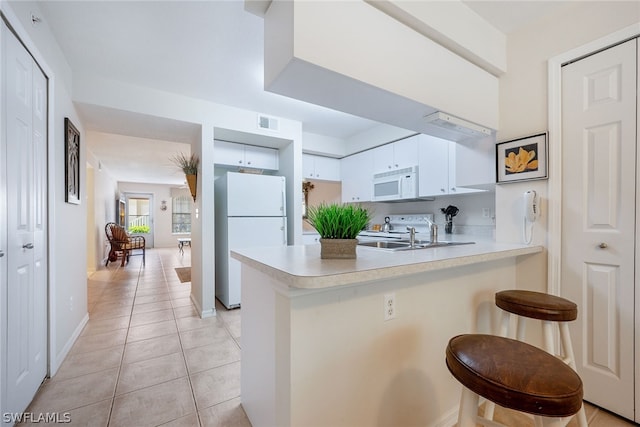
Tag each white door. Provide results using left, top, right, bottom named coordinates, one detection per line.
left=226, top=173, right=286, bottom=217
left=125, top=193, right=154, bottom=248
left=3, top=23, right=48, bottom=416
left=561, top=39, right=636, bottom=420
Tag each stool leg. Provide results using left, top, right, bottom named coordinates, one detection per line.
left=458, top=387, right=479, bottom=427
left=516, top=315, right=526, bottom=341
left=542, top=320, right=555, bottom=355
left=498, top=310, right=510, bottom=337
left=559, top=322, right=588, bottom=427
left=559, top=322, right=576, bottom=368
left=485, top=310, right=513, bottom=421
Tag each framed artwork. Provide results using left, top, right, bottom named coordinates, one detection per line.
left=65, top=117, right=80, bottom=204
left=496, top=133, right=548, bottom=183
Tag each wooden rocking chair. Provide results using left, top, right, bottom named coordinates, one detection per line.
left=105, top=222, right=146, bottom=267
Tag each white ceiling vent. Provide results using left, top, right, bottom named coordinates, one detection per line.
left=257, top=114, right=279, bottom=132
left=423, top=112, right=491, bottom=140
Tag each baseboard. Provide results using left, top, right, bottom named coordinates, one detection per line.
left=50, top=312, right=89, bottom=376
left=190, top=294, right=216, bottom=318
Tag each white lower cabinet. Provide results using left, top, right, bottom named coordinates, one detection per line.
left=302, top=233, right=320, bottom=244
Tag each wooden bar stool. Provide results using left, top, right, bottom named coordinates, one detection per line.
left=446, top=334, right=584, bottom=427
left=487, top=290, right=588, bottom=426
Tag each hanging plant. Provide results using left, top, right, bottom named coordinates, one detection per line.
left=171, top=153, right=200, bottom=202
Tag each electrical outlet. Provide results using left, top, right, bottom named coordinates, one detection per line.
left=482, top=208, right=490, bottom=218
left=384, top=293, right=395, bottom=321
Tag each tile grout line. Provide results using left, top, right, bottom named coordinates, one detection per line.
left=159, top=248, right=204, bottom=427
left=105, top=256, right=143, bottom=427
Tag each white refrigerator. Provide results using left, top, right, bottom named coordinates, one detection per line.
left=214, top=172, right=287, bottom=309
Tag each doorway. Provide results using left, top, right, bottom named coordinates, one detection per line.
left=549, top=27, right=640, bottom=423
left=125, top=193, right=154, bottom=248
left=1, top=18, right=49, bottom=418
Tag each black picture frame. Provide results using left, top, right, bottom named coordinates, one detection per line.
left=496, top=132, right=548, bottom=183
left=65, top=117, right=80, bottom=204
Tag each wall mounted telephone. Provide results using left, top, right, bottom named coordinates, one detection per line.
left=523, top=190, right=538, bottom=244
left=524, top=190, right=538, bottom=222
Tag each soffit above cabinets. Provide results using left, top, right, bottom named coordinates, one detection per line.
left=263, top=1, right=499, bottom=140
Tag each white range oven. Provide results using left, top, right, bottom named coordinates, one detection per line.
left=358, top=214, right=435, bottom=242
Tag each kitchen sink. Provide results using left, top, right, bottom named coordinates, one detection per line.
left=358, top=241, right=413, bottom=250
left=358, top=240, right=475, bottom=251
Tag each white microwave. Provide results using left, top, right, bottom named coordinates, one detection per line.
left=372, top=166, right=419, bottom=201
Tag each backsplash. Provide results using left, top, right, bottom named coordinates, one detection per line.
left=302, top=181, right=495, bottom=239
left=362, top=191, right=496, bottom=238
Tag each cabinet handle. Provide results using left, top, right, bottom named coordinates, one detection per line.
left=598, top=242, right=608, bottom=249
left=23, top=243, right=34, bottom=249
left=0, top=250, right=4, bottom=258
left=247, top=161, right=252, bottom=165
left=451, top=187, right=457, bottom=192
left=441, top=188, right=445, bottom=192
left=238, top=160, right=243, bottom=164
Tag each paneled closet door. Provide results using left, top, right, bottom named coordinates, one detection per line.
left=2, top=22, right=48, bottom=417
left=561, top=38, right=637, bottom=421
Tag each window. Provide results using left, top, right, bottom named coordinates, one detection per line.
left=172, top=196, right=191, bottom=233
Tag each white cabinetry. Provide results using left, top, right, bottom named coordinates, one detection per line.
left=418, top=135, right=486, bottom=197
left=341, top=150, right=372, bottom=203
left=302, top=154, right=340, bottom=181
left=302, top=233, right=321, bottom=244
left=214, top=140, right=279, bottom=170
left=418, top=135, right=449, bottom=197
left=372, top=136, right=418, bottom=173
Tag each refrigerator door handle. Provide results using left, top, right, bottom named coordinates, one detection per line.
left=282, top=217, right=288, bottom=245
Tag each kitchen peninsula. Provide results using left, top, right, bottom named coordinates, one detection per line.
left=231, top=242, right=543, bottom=427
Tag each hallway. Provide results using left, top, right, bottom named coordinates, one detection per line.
left=22, top=248, right=250, bottom=426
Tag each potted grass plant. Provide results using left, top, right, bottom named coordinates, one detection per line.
left=171, top=153, right=200, bottom=202
left=305, top=203, right=371, bottom=259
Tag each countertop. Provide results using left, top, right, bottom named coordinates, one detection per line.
left=231, top=240, right=543, bottom=290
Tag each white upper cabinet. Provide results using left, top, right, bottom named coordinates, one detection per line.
left=372, top=136, right=419, bottom=173
left=418, top=135, right=450, bottom=197
left=448, top=143, right=484, bottom=195
left=303, top=154, right=341, bottom=181
left=215, top=140, right=279, bottom=171
left=417, top=135, right=487, bottom=197
left=341, top=150, right=373, bottom=203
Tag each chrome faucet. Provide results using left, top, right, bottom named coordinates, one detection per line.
left=406, top=226, right=416, bottom=247
left=424, top=217, right=438, bottom=243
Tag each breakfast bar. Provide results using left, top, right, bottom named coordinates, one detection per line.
left=231, top=242, right=543, bottom=427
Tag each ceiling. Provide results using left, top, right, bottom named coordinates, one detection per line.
left=35, top=0, right=569, bottom=185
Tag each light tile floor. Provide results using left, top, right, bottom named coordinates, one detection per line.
left=21, top=248, right=250, bottom=427
left=483, top=402, right=637, bottom=427
left=18, top=248, right=638, bottom=427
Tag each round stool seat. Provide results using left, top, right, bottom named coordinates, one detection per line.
left=495, top=290, right=578, bottom=322
left=446, top=334, right=583, bottom=417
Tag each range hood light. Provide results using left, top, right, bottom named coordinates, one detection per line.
left=423, top=112, right=492, bottom=138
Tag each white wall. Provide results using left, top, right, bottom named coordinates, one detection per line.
left=495, top=2, right=640, bottom=293
left=86, top=150, right=119, bottom=267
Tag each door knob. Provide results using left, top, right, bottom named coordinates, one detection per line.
left=23, top=243, right=34, bottom=249
left=598, top=242, right=608, bottom=249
